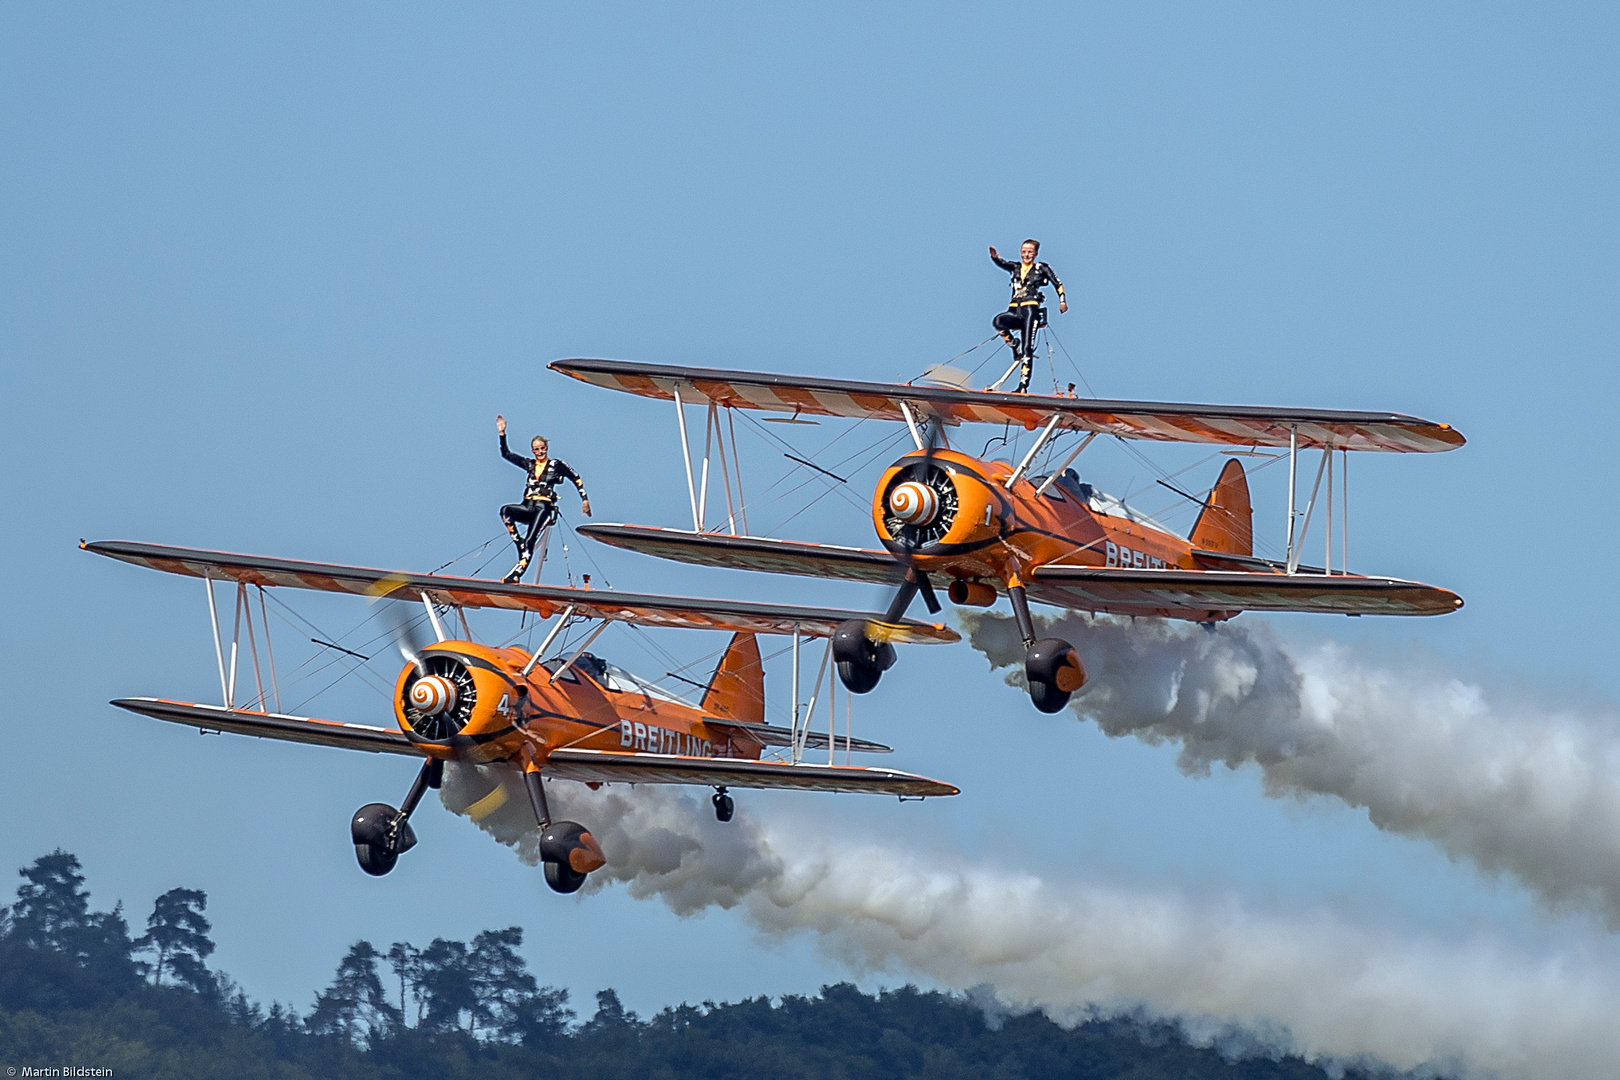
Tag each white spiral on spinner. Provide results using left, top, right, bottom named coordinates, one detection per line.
left=888, top=480, right=940, bottom=526
left=409, top=675, right=457, bottom=716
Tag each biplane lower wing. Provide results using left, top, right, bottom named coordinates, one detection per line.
left=111, top=698, right=419, bottom=756
left=83, top=540, right=955, bottom=644
left=1029, top=566, right=1464, bottom=617
left=577, top=524, right=918, bottom=586
left=542, top=748, right=957, bottom=797
left=576, top=524, right=1461, bottom=618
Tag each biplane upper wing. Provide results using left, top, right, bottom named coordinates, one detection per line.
left=549, top=358, right=1464, bottom=453
left=111, top=698, right=420, bottom=755
left=542, top=748, right=956, bottom=797
left=83, top=540, right=956, bottom=644
left=1028, top=566, right=1464, bottom=617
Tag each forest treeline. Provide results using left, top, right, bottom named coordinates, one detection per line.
left=0, top=850, right=1408, bottom=1080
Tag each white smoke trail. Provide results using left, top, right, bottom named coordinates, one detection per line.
left=963, top=612, right=1620, bottom=929
left=439, top=764, right=1620, bottom=1079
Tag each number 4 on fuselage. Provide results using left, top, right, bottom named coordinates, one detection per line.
left=549, top=358, right=1465, bottom=715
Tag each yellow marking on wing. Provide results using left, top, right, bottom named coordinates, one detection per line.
left=365, top=574, right=412, bottom=599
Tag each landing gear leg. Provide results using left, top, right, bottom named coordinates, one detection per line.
left=523, top=760, right=606, bottom=895
left=522, top=763, right=552, bottom=829
left=351, top=757, right=443, bottom=877
left=1007, top=583, right=1086, bottom=714
left=1007, top=584, right=1037, bottom=650
left=712, top=786, right=734, bottom=822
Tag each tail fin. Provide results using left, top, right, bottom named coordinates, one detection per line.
left=1188, top=458, right=1253, bottom=556
left=701, top=633, right=765, bottom=723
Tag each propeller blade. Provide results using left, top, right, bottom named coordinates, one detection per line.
left=383, top=600, right=430, bottom=676
left=915, top=572, right=941, bottom=615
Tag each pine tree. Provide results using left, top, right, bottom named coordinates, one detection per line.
left=469, top=927, right=540, bottom=1042
left=4, top=850, right=138, bottom=994
left=385, top=941, right=421, bottom=1025
left=584, top=987, right=637, bottom=1030
left=307, top=940, right=401, bottom=1048
left=135, top=887, right=216, bottom=992
left=9, top=850, right=92, bottom=950
left=417, top=937, right=477, bottom=1034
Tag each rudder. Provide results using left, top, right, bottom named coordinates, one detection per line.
left=1189, top=458, right=1253, bottom=556
left=701, top=632, right=765, bottom=723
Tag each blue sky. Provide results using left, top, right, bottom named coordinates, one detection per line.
left=4, top=2, right=1619, bottom=1022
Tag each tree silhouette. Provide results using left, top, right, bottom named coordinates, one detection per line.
left=584, top=987, right=637, bottom=1029
left=9, top=850, right=93, bottom=950
left=307, top=940, right=400, bottom=1047
left=385, top=940, right=421, bottom=1025
left=3, top=849, right=137, bottom=997
left=135, top=887, right=215, bottom=992
left=417, top=937, right=477, bottom=1034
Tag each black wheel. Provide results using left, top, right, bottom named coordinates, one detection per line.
left=832, top=620, right=895, bottom=695
left=544, top=860, right=588, bottom=894
left=355, top=843, right=398, bottom=877
left=713, top=790, right=734, bottom=822
left=1027, top=679, right=1071, bottom=714
left=1024, top=638, right=1085, bottom=713
left=836, top=659, right=882, bottom=694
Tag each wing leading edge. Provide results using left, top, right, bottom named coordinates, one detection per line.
left=549, top=358, right=1465, bottom=453
left=83, top=540, right=956, bottom=644
left=111, top=698, right=420, bottom=755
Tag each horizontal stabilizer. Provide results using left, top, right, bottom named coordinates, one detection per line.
left=542, top=748, right=956, bottom=797
left=550, top=358, right=1464, bottom=453
left=111, top=698, right=418, bottom=756
left=83, top=540, right=956, bottom=644
left=704, top=716, right=893, bottom=754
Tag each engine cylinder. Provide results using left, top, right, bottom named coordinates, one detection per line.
left=409, top=674, right=458, bottom=716
left=888, top=481, right=940, bottom=525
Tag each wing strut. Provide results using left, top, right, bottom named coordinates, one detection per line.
left=551, top=620, right=611, bottom=683
left=1034, top=432, right=1098, bottom=496
left=205, top=571, right=229, bottom=706
left=1287, top=446, right=1331, bottom=576
left=673, top=384, right=701, bottom=531
left=1007, top=414, right=1063, bottom=489
left=521, top=604, right=575, bottom=677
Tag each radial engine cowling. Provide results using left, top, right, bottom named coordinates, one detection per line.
left=396, top=653, right=478, bottom=744
left=877, top=462, right=958, bottom=549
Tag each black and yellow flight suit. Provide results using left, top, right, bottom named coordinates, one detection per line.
left=499, top=433, right=588, bottom=583
left=990, top=253, right=1065, bottom=392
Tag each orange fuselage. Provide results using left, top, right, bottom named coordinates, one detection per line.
left=391, top=642, right=761, bottom=768
left=872, top=447, right=1202, bottom=591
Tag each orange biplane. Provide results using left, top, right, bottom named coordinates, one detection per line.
left=550, top=358, right=1465, bottom=714
left=85, top=540, right=957, bottom=893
